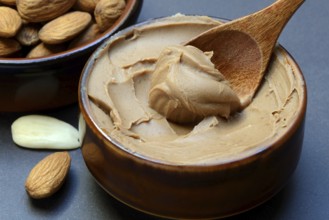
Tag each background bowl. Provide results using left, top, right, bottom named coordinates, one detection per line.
left=79, top=17, right=307, bottom=219
left=0, top=0, right=141, bottom=112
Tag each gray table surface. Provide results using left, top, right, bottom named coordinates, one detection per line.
left=1, top=0, right=327, bottom=219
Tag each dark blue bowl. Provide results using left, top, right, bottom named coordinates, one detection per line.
left=0, top=0, right=141, bottom=112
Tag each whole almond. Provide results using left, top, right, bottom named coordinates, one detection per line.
left=17, top=0, right=77, bottom=22
left=16, top=24, right=40, bottom=46
left=0, top=0, right=16, bottom=6
left=11, top=115, right=81, bottom=149
left=27, top=43, right=67, bottom=58
left=25, top=152, right=71, bottom=199
left=0, top=38, right=21, bottom=57
left=39, top=11, right=92, bottom=45
left=0, top=7, right=22, bottom=38
left=94, top=0, right=126, bottom=32
left=69, top=22, right=101, bottom=49
left=74, top=0, right=100, bottom=13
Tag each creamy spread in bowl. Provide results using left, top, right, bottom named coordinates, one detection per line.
left=84, top=14, right=305, bottom=165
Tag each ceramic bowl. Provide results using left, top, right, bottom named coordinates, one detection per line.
left=0, top=0, right=140, bottom=112
left=79, top=16, right=307, bottom=219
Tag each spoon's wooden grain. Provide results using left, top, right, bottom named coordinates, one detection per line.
left=187, top=0, right=304, bottom=107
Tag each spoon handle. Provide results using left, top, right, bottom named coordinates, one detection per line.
left=244, top=0, right=305, bottom=62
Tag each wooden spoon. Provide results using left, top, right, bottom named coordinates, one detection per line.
left=186, top=0, right=304, bottom=107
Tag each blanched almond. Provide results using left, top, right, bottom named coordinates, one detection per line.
left=11, top=115, right=81, bottom=150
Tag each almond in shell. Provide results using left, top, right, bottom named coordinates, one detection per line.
left=39, top=11, right=92, bottom=45
left=25, top=152, right=71, bottom=199
left=0, top=6, right=22, bottom=38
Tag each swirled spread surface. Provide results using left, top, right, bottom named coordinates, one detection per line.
left=87, top=15, right=304, bottom=165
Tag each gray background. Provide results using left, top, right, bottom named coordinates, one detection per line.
left=1, top=0, right=327, bottom=219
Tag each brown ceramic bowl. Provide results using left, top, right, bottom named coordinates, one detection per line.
left=0, top=0, right=140, bottom=112
left=79, top=16, right=307, bottom=219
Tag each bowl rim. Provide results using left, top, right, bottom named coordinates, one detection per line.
left=0, top=0, right=140, bottom=66
left=79, top=15, right=307, bottom=171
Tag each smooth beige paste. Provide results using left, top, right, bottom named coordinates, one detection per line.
left=87, top=15, right=304, bottom=165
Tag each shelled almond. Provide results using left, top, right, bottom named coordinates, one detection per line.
left=25, top=152, right=71, bottom=199
left=0, top=0, right=126, bottom=58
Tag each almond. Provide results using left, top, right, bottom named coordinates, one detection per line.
left=0, top=38, right=21, bottom=57
left=25, top=152, right=71, bottom=199
left=74, top=0, right=100, bottom=13
left=0, top=7, right=22, bottom=38
left=16, top=24, right=40, bottom=46
left=69, top=22, right=101, bottom=49
left=0, top=0, right=16, bottom=6
left=17, top=0, right=77, bottom=22
left=39, top=11, right=92, bottom=45
left=11, top=115, right=81, bottom=149
left=27, top=42, right=66, bottom=58
left=94, top=0, right=126, bottom=32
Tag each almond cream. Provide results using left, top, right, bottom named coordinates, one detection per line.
left=149, top=45, right=240, bottom=124
left=86, top=15, right=305, bottom=165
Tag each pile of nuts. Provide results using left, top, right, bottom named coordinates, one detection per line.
left=0, top=0, right=126, bottom=58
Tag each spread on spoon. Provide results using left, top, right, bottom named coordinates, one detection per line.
left=86, top=14, right=305, bottom=165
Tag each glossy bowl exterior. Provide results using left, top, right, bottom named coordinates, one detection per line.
left=0, top=0, right=140, bottom=112
left=79, top=19, right=307, bottom=219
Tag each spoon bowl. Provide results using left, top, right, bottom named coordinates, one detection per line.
left=187, top=0, right=304, bottom=106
